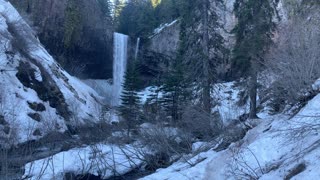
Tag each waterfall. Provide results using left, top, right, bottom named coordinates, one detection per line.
left=134, top=37, right=140, bottom=60
left=112, top=32, right=128, bottom=106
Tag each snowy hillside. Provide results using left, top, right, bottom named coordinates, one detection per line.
left=142, top=92, right=320, bottom=179
left=0, top=0, right=102, bottom=144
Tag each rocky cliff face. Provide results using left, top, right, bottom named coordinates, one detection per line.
left=0, top=1, right=103, bottom=145
left=147, top=0, right=237, bottom=58
left=8, top=0, right=114, bottom=79
left=148, top=20, right=180, bottom=58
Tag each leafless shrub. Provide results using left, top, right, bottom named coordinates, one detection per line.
left=69, top=63, right=86, bottom=78
left=137, top=123, right=193, bottom=170
left=0, top=86, right=37, bottom=179
left=267, top=17, right=320, bottom=110
left=227, top=146, right=264, bottom=180
left=181, top=105, right=223, bottom=140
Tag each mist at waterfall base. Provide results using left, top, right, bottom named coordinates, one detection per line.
left=83, top=32, right=128, bottom=109
left=84, top=33, right=144, bottom=122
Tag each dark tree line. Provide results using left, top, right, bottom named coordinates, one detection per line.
left=232, top=0, right=277, bottom=118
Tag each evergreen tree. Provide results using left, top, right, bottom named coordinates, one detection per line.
left=113, top=0, right=125, bottom=27
left=159, top=58, right=190, bottom=124
left=232, top=0, right=277, bottom=118
left=179, top=0, right=226, bottom=113
left=119, top=62, right=141, bottom=136
left=117, top=0, right=157, bottom=38
left=151, top=0, right=161, bottom=8
left=98, top=0, right=113, bottom=18
left=154, top=0, right=180, bottom=24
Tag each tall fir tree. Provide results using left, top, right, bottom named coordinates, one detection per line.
left=179, top=0, right=226, bottom=113
left=159, top=58, right=191, bottom=124
left=113, top=0, right=125, bottom=27
left=98, top=0, right=113, bottom=18
left=232, top=0, right=277, bottom=118
left=119, top=62, right=141, bottom=137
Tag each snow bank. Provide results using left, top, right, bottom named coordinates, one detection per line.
left=23, top=144, right=143, bottom=179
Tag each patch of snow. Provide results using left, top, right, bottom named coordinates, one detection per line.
left=139, top=86, right=163, bottom=104
left=23, top=144, right=144, bottom=179
left=150, top=19, right=179, bottom=38
left=312, top=78, right=320, bottom=91
left=212, top=82, right=249, bottom=124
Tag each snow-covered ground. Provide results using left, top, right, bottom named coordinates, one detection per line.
left=213, top=82, right=249, bottom=124
left=0, top=0, right=103, bottom=143
left=142, top=93, right=320, bottom=179
left=23, top=144, right=144, bottom=179
left=82, top=79, right=113, bottom=104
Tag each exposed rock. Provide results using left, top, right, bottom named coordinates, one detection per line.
left=28, top=113, right=41, bottom=122
left=32, top=129, right=42, bottom=136
left=149, top=20, right=180, bottom=58
left=0, top=115, right=7, bottom=125
left=16, top=61, right=70, bottom=120
left=27, top=101, right=46, bottom=112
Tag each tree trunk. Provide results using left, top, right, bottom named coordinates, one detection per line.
left=202, top=0, right=211, bottom=114
left=249, top=71, right=258, bottom=119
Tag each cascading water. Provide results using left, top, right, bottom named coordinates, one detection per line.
left=134, top=37, right=140, bottom=60
left=112, top=32, right=128, bottom=106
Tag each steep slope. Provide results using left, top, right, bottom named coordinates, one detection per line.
left=8, top=0, right=114, bottom=78
left=0, top=0, right=102, bottom=145
left=142, top=89, right=320, bottom=179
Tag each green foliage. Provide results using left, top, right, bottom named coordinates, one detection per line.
left=119, top=62, right=142, bottom=134
left=117, top=0, right=157, bottom=37
left=98, top=0, right=112, bottom=18
left=153, top=0, right=181, bottom=25
left=232, top=0, right=277, bottom=76
left=64, top=0, right=81, bottom=48
left=159, top=58, right=191, bottom=123
left=151, top=0, right=161, bottom=7
left=116, top=0, right=182, bottom=37
left=113, top=0, right=125, bottom=26
left=178, top=0, right=226, bottom=112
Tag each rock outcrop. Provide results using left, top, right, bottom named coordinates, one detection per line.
left=0, top=0, right=102, bottom=144
left=148, top=20, right=180, bottom=58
